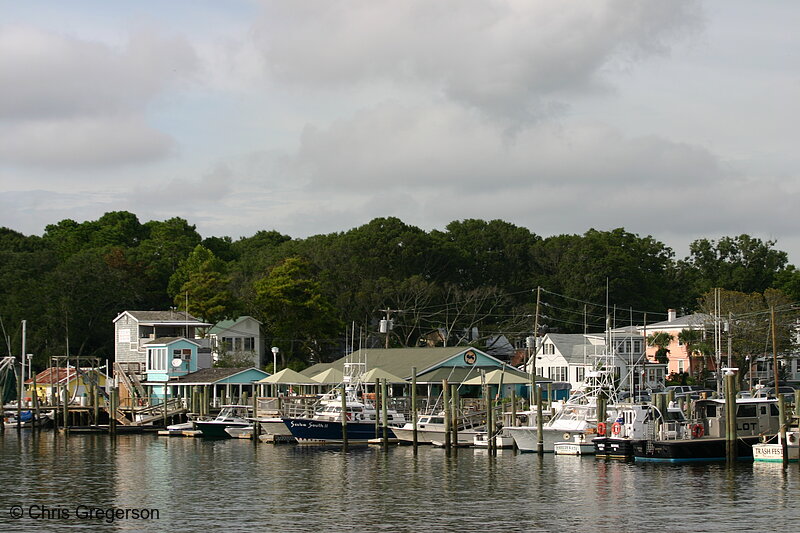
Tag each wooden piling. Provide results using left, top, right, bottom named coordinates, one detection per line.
left=252, top=391, right=260, bottom=441
left=511, top=389, right=517, bottom=427
left=374, top=379, right=381, bottom=439
left=109, top=387, right=117, bottom=436
left=411, top=367, right=418, bottom=449
left=340, top=383, right=348, bottom=448
left=62, top=383, right=69, bottom=433
left=536, top=385, right=544, bottom=455
left=33, top=371, right=40, bottom=427
left=778, top=395, right=787, bottom=468
left=93, top=383, right=99, bottom=428
left=442, top=379, right=451, bottom=450
left=450, top=384, right=459, bottom=449
left=163, top=386, right=169, bottom=428
left=381, top=379, right=389, bottom=447
left=725, top=372, right=736, bottom=462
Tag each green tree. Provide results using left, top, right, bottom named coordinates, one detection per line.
left=679, top=235, right=789, bottom=296
left=648, top=332, right=673, bottom=364
left=169, top=245, right=235, bottom=328
left=253, top=257, right=344, bottom=365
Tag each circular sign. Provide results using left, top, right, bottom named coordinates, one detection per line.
left=463, top=350, right=477, bottom=365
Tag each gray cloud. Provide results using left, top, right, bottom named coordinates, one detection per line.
left=0, top=25, right=196, bottom=168
left=255, top=0, right=702, bottom=123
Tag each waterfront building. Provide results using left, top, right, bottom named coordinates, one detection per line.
left=206, top=316, right=264, bottom=367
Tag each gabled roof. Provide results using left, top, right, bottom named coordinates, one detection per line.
left=113, top=310, right=211, bottom=326
left=643, top=313, right=712, bottom=330
left=208, top=316, right=262, bottom=335
left=299, top=346, right=505, bottom=381
left=170, top=367, right=267, bottom=385
left=26, top=367, right=108, bottom=385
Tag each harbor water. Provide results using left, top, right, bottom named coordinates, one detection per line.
left=1, top=431, right=798, bottom=532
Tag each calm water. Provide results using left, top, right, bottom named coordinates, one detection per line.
left=1, top=430, right=798, bottom=532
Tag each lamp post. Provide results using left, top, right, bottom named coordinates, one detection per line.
left=271, top=346, right=279, bottom=374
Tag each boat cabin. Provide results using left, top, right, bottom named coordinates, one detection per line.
left=698, top=398, right=780, bottom=438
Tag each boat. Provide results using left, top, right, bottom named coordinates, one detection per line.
left=282, top=358, right=408, bottom=444
left=393, top=412, right=483, bottom=446
left=282, top=395, right=406, bottom=444
left=505, top=368, right=622, bottom=453
left=593, top=404, right=686, bottom=459
left=753, top=426, right=799, bottom=463
left=554, top=434, right=595, bottom=455
left=194, top=405, right=252, bottom=438
left=473, top=427, right=515, bottom=449
left=631, top=397, right=782, bottom=463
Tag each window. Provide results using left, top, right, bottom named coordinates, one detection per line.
left=633, top=340, right=642, bottom=353
left=677, top=360, right=685, bottom=373
left=148, top=347, right=167, bottom=371
left=550, top=367, right=567, bottom=381
left=221, top=337, right=233, bottom=352
left=737, top=405, right=757, bottom=418
left=173, top=348, right=192, bottom=360
left=576, top=367, right=585, bottom=383
left=244, top=337, right=255, bottom=351
left=542, top=343, right=555, bottom=355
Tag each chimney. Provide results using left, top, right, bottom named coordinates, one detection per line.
left=667, top=309, right=677, bottom=322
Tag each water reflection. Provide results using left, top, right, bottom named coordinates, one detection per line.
left=1, top=431, right=798, bottom=532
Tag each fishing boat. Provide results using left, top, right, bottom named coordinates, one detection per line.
left=505, top=368, right=621, bottom=453
left=553, top=434, right=595, bottom=455
left=194, top=405, right=252, bottom=438
left=593, top=404, right=686, bottom=459
left=282, top=395, right=405, bottom=443
left=631, top=397, right=781, bottom=463
left=282, top=360, right=406, bottom=444
left=752, top=425, right=799, bottom=463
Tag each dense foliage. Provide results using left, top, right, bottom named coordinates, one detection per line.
left=1, top=212, right=797, bottom=369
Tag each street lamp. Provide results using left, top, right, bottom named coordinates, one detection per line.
left=271, top=346, right=279, bottom=374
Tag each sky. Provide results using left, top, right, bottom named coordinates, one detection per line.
left=1, top=1, right=798, bottom=264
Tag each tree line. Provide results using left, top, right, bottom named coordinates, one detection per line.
left=1, top=212, right=797, bottom=371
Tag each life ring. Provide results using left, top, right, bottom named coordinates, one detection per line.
left=597, top=422, right=607, bottom=436
left=692, top=424, right=704, bottom=438
left=611, top=422, right=622, bottom=436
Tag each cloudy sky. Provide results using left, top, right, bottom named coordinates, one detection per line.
left=1, top=1, right=798, bottom=263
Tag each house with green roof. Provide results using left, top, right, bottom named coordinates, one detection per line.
left=207, top=316, right=263, bottom=367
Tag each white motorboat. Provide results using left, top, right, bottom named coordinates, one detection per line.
left=194, top=405, right=252, bottom=438
left=752, top=427, right=799, bottom=463
left=473, top=427, right=515, bottom=449
left=554, top=434, right=595, bottom=455
left=392, top=413, right=482, bottom=446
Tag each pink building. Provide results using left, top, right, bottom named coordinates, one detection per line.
left=640, top=309, right=712, bottom=378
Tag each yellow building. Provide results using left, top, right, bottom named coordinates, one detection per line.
left=25, top=367, right=109, bottom=405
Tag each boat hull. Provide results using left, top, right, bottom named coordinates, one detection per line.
left=283, top=418, right=395, bottom=444
left=632, top=436, right=762, bottom=463
left=393, top=426, right=478, bottom=446
left=195, top=421, right=249, bottom=439
left=752, top=443, right=799, bottom=462
left=593, top=437, right=635, bottom=458
left=504, top=426, right=583, bottom=453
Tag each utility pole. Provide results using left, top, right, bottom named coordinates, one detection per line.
left=379, top=308, right=402, bottom=349
left=771, top=306, right=780, bottom=391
